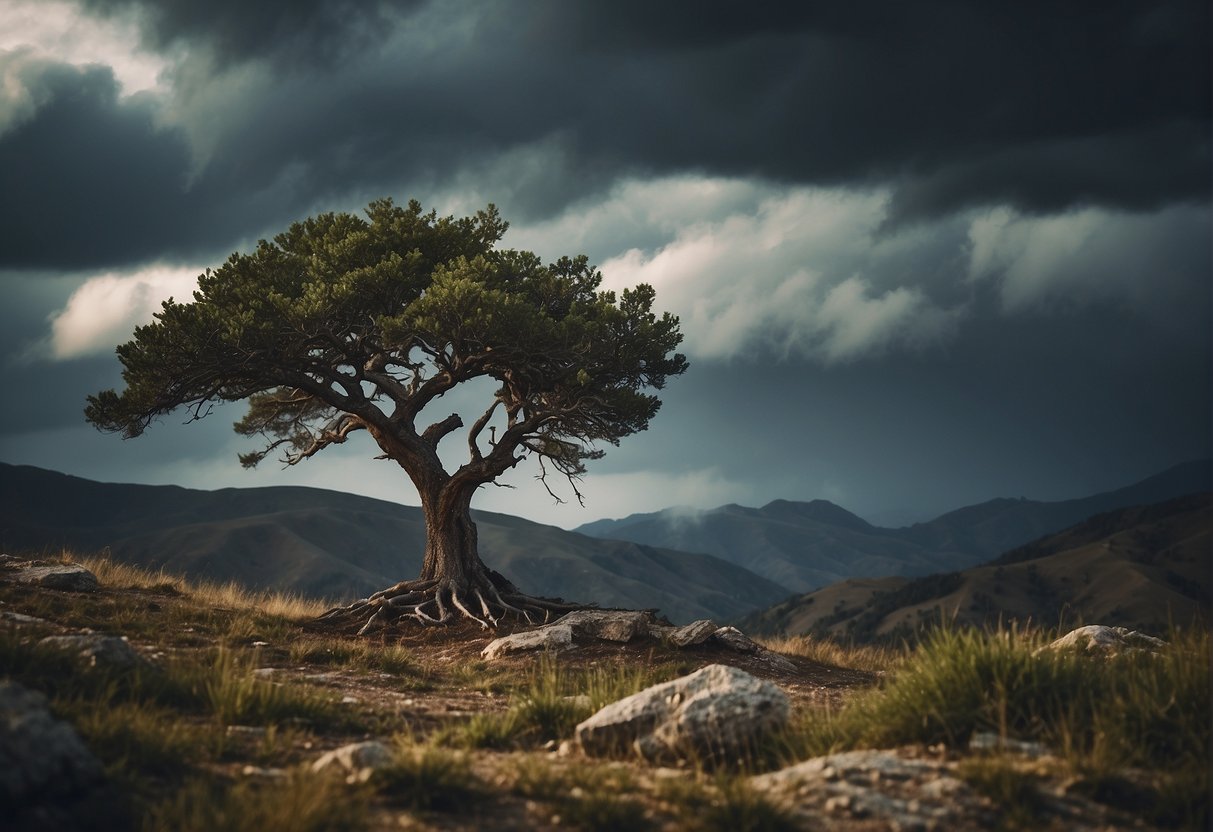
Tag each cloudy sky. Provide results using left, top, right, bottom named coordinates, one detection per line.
left=1, top=0, right=1209, bottom=528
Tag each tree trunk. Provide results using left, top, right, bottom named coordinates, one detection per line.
left=418, top=486, right=490, bottom=585
left=318, top=479, right=582, bottom=633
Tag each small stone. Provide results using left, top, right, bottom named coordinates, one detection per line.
left=226, top=725, right=268, bottom=737
left=710, top=626, right=761, bottom=653
left=969, top=731, right=1049, bottom=758
left=824, top=795, right=853, bottom=813
left=311, top=740, right=395, bottom=782
left=667, top=619, right=718, bottom=647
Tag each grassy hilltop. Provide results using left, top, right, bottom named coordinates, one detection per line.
left=1, top=554, right=1208, bottom=831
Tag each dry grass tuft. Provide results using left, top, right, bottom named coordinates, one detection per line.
left=74, top=554, right=328, bottom=619
left=757, top=633, right=904, bottom=672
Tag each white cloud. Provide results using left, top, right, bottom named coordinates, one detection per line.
left=0, top=0, right=170, bottom=97
left=593, top=183, right=960, bottom=362
left=966, top=203, right=1211, bottom=314
left=46, top=265, right=200, bottom=360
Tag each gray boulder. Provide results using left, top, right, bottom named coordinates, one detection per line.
left=1039, top=625, right=1166, bottom=655
left=39, top=634, right=153, bottom=672
left=0, top=681, right=103, bottom=805
left=553, top=609, right=652, bottom=642
left=7, top=564, right=99, bottom=592
left=575, top=663, right=789, bottom=763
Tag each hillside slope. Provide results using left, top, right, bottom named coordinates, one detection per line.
left=0, top=463, right=785, bottom=624
left=576, top=460, right=1211, bottom=592
left=739, top=492, right=1212, bottom=642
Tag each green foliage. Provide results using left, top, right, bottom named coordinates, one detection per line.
left=86, top=198, right=687, bottom=502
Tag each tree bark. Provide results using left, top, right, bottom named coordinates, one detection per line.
left=418, top=486, right=488, bottom=585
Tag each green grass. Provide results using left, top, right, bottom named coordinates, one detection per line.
left=166, top=646, right=339, bottom=727
left=757, top=633, right=903, bottom=673
left=371, top=741, right=481, bottom=811
left=782, top=624, right=1211, bottom=828
left=670, top=775, right=800, bottom=832
left=437, top=654, right=678, bottom=749
left=288, top=635, right=420, bottom=676
left=62, top=697, right=218, bottom=776
left=142, top=770, right=366, bottom=832
left=955, top=755, right=1048, bottom=831
left=506, top=756, right=651, bottom=831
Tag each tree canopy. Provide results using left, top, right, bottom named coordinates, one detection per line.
left=87, top=198, right=687, bottom=500
left=86, top=198, right=688, bottom=629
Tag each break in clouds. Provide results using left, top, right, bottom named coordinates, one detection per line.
left=42, top=180, right=1211, bottom=368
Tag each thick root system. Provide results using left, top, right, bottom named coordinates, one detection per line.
left=317, top=573, right=584, bottom=635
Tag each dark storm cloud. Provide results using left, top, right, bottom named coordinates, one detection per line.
left=0, top=58, right=276, bottom=269
left=79, top=0, right=408, bottom=67
left=528, top=0, right=1211, bottom=216
left=0, top=61, right=197, bottom=268
left=1, top=0, right=1208, bottom=271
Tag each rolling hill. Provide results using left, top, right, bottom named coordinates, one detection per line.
left=575, top=460, right=1212, bottom=592
left=738, top=491, right=1212, bottom=642
left=0, top=463, right=786, bottom=624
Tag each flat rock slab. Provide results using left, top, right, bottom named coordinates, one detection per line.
left=479, top=610, right=797, bottom=674
left=752, top=749, right=983, bottom=829
left=481, top=623, right=574, bottom=660
left=576, top=663, right=789, bottom=764
left=6, top=565, right=99, bottom=593
left=667, top=619, right=718, bottom=647
left=0, top=610, right=50, bottom=627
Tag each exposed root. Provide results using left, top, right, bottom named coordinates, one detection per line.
left=317, top=573, right=589, bottom=635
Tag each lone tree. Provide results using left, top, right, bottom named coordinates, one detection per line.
left=86, top=199, right=687, bottom=633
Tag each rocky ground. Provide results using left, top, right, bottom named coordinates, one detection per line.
left=1, top=555, right=1191, bottom=831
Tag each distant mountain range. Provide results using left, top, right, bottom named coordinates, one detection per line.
left=2, top=460, right=1208, bottom=628
left=575, top=460, right=1212, bottom=592
left=737, top=491, right=1211, bottom=642
left=0, top=463, right=785, bottom=624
